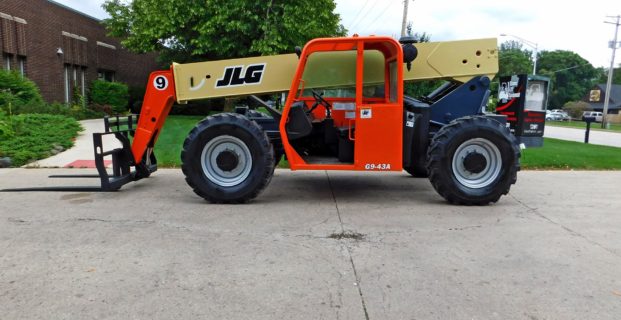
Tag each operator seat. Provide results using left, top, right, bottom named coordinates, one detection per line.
left=286, top=101, right=313, bottom=140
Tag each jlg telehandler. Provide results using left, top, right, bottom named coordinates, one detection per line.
left=10, top=35, right=523, bottom=205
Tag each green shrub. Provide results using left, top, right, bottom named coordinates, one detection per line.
left=13, top=102, right=105, bottom=120
left=128, top=85, right=146, bottom=113
left=65, top=103, right=104, bottom=120
left=0, top=114, right=82, bottom=166
left=0, top=70, right=45, bottom=114
left=0, top=110, right=14, bottom=140
left=563, top=101, right=591, bottom=119
left=0, top=70, right=107, bottom=120
left=90, top=80, right=129, bottom=114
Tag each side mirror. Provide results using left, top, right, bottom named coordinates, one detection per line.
left=294, top=46, right=302, bottom=59
left=399, top=36, right=418, bottom=71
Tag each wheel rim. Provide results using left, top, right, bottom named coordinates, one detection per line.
left=451, top=138, right=502, bottom=189
left=201, top=135, right=253, bottom=187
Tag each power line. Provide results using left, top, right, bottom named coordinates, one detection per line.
left=346, top=0, right=371, bottom=28
left=550, top=63, right=592, bottom=74
left=349, top=0, right=379, bottom=31
left=361, top=1, right=399, bottom=35
left=349, top=0, right=381, bottom=32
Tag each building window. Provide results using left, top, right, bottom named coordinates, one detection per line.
left=80, top=68, right=86, bottom=99
left=64, top=64, right=70, bottom=104
left=18, top=56, right=26, bottom=77
left=64, top=64, right=87, bottom=105
left=98, top=70, right=115, bottom=82
left=3, top=53, right=12, bottom=70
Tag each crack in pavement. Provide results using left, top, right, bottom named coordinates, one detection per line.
left=326, top=171, right=371, bottom=320
left=6, top=217, right=156, bottom=225
left=510, top=194, right=621, bottom=259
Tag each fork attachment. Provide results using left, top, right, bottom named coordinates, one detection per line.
left=93, top=115, right=157, bottom=191
left=1, top=115, right=156, bottom=192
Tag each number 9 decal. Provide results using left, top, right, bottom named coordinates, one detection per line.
left=153, top=75, right=169, bottom=91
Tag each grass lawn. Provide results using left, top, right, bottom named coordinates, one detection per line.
left=521, top=138, right=621, bottom=170
left=155, top=115, right=289, bottom=168
left=154, top=115, right=204, bottom=167
left=154, top=116, right=621, bottom=170
left=546, top=120, right=621, bottom=132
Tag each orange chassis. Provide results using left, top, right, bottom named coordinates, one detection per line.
left=133, top=36, right=406, bottom=173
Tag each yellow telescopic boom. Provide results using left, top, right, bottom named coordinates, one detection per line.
left=171, top=38, right=498, bottom=103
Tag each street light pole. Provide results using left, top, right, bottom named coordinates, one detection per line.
left=500, top=34, right=539, bottom=75
left=532, top=43, right=538, bottom=76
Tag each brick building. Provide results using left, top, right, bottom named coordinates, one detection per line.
left=0, top=0, right=158, bottom=103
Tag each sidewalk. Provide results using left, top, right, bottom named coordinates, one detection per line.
left=25, top=119, right=121, bottom=168
left=544, top=124, right=621, bottom=148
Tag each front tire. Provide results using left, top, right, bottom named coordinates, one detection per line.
left=181, top=113, right=274, bottom=203
left=427, top=116, right=520, bottom=205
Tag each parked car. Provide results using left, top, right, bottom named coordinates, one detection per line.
left=582, top=111, right=603, bottom=122
left=552, top=109, right=571, bottom=120
left=546, top=110, right=571, bottom=121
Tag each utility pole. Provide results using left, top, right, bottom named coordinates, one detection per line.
left=602, top=15, right=620, bottom=129
left=400, top=0, right=410, bottom=37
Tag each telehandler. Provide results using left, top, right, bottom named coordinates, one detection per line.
left=11, top=35, right=523, bottom=205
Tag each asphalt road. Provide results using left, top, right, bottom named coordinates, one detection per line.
left=1, top=169, right=620, bottom=319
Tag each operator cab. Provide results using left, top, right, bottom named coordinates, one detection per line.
left=280, top=36, right=405, bottom=171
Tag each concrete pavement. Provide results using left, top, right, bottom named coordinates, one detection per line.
left=544, top=124, right=621, bottom=147
left=1, top=169, right=620, bottom=319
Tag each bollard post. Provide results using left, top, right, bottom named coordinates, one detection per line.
left=584, top=117, right=595, bottom=144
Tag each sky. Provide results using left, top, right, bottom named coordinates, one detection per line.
left=53, top=0, right=621, bottom=68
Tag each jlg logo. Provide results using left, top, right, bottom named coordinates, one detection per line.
left=215, top=63, right=266, bottom=88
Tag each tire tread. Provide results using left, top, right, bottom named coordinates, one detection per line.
left=426, top=116, right=521, bottom=205
left=181, top=113, right=274, bottom=204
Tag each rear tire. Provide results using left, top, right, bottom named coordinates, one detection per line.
left=272, top=147, right=284, bottom=168
left=181, top=113, right=274, bottom=203
left=427, top=116, right=520, bottom=205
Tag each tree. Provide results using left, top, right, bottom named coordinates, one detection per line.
left=596, top=67, right=621, bottom=85
left=486, top=41, right=533, bottom=110
left=498, top=40, right=532, bottom=77
left=403, top=23, right=440, bottom=98
left=563, top=101, right=590, bottom=119
left=103, top=0, right=347, bottom=63
left=405, top=22, right=430, bottom=42
left=537, top=50, right=598, bottom=108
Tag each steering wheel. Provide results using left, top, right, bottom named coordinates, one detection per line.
left=307, top=90, right=332, bottom=118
